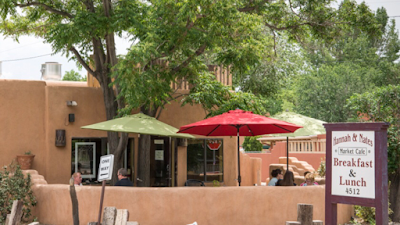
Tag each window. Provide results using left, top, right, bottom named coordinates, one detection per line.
left=71, top=138, right=134, bottom=184
left=75, top=142, right=96, bottom=179
left=187, top=139, right=223, bottom=182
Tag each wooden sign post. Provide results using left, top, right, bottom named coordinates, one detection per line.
left=324, top=123, right=389, bottom=225
left=97, top=154, right=114, bottom=225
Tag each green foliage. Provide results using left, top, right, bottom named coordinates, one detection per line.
left=0, top=161, right=37, bottom=224
left=317, top=158, right=326, bottom=177
left=181, top=72, right=281, bottom=118
left=242, top=136, right=263, bottom=152
left=353, top=205, right=376, bottom=225
left=346, top=85, right=400, bottom=174
left=212, top=180, right=221, bottom=187
left=293, top=63, right=377, bottom=122
left=286, top=7, right=400, bottom=123
left=24, top=151, right=32, bottom=155
left=62, top=70, right=87, bottom=81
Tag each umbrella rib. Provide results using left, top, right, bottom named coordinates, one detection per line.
left=273, top=124, right=295, bottom=133
left=206, top=124, right=221, bottom=136
left=245, top=125, right=254, bottom=136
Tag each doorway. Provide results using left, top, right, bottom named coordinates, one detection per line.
left=150, top=136, right=171, bottom=187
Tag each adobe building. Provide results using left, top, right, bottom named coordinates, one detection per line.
left=0, top=69, right=260, bottom=187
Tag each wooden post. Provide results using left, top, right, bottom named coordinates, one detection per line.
left=102, top=207, right=117, bottom=225
left=115, top=209, right=129, bottom=225
left=297, top=204, right=313, bottom=225
left=126, top=222, right=139, bottom=225
left=8, top=200, right=23, bottom=225
left=97, top=180, right=106, bottom=225
left=70, top=184, right=79, bottom=225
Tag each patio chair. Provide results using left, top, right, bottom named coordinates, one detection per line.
left=184, top=179, right=205, bottom=186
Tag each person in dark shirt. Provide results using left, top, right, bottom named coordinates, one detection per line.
left=276, top=170, right=297, bottom=186
left=114, top=168, right=133, bottom=186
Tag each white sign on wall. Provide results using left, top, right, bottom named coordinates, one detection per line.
left=155, top=150, right=164, bottom=160
left=98, top=154, right=114, bottom=181
left=331, top=131, right=375, bottom=199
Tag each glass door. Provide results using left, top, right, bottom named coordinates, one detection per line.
left=150, top=136, right=170, bottom=187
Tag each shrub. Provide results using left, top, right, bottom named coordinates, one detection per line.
left=0, top=161, right=37, bottom=223
left=243, top=136, right=262, bottom=152
left=317, top=158, right=326, bottom=177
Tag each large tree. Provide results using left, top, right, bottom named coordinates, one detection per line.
left=0, top=0, right=381, bottom=186
left=347, top=85, right=400, bottom=221
left=290, top=7, right=400, bottom=122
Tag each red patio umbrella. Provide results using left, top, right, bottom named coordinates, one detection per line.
left=178, top=109, right=302, bottom=186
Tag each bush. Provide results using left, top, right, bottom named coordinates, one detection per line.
left=242, top=136, right=263, bottom=152
left=0, top=161, right=37, bottom=223
left=352, top=205, right=376, bottom=225
left=317, top=158, right=326, bottom=177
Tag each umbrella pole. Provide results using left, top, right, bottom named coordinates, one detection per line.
left=286, top=137, right=289, bottom=171
left=237, top=129, right=241, bottom=186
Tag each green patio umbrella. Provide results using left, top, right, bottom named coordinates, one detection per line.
left=261, top=111, right=326, bottom=170
left=81, top=113, right=194, bottom=139
left=270, top=111, right=326, bottom=137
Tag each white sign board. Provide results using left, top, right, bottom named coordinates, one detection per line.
left=331, top=131, right=375, bottom=199
left=98, top=154, right=114, bottom=181
left=155, top=150, right=164, bottom=160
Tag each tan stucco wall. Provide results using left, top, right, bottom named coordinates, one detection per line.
left=0, top=80, right=112, bottom=183
left=0, top=80, right=252, bottom=187
left=31, top=181, right=353, bottom=225
left=0, top=80, right=47, bottom=176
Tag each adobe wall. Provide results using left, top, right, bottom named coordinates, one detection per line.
left=248, top=142, right=326, bottom=181
left=31, top=182, right=353, bottom=225
left=0, top=80, right=242, bottom=186
left=247, top=142, right=286, bottom=181
left=0, top=80, right=47, bottom=175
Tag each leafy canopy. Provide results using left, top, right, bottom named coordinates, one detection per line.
left=346, top=85, right=400, bottom=173
left=62, top=70, right=87, bottom=81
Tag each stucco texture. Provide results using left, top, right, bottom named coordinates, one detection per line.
left=31, top=182, right=353, bottom=225
left=0, top=80, right=257, bottom=187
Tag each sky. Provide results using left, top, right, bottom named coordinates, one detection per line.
left=0, top=0, right=399, bottom=80
left=0, top=34, right=132, bottom=80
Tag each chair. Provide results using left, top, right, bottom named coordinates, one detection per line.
left=184, top=179, right=205, bottom=186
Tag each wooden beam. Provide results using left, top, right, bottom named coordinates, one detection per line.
left=297, top=203, right=313, bottom=225
left=8, top=200, right=23, bottom=225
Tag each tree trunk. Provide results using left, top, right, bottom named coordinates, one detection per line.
left=137, top=108, right=157, bottom=187
left=389, top=169, right=400, bottom=222
left=96, top=71, right=128, bottom=185
left=137, top=134, right=151, bottom=187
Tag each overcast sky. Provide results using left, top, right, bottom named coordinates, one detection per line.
left=0, top=0, right=399, bottom=80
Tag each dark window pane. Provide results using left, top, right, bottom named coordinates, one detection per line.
left=187, top=139, right=223, bottom=183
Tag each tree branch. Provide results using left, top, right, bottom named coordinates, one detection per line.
left=171, top=44, right=207, bottom=74
left=238, top=0, right=271, bottom=13
left=15, top=2, right=74, bottom=18
left=92, top=37, right=106, bottom=73
left=69, top=46, right=94, bottom=75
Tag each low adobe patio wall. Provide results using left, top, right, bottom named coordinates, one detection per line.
left=30, top=172, right=353, bottom=225
left=248, top=142, right=326, bottom=182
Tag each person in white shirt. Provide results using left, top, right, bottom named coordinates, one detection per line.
left=72, top=172, right=83, bottom=186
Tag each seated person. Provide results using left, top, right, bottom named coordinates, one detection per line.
left=71, top=172, right=83, bottom=186
left=276, top=171, right=296, bottom=186
left=115, top=168, right=134, bottom=187
left=300, top=172, right=318, bottom=186
left=268, top=169, right=282, bottom=186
